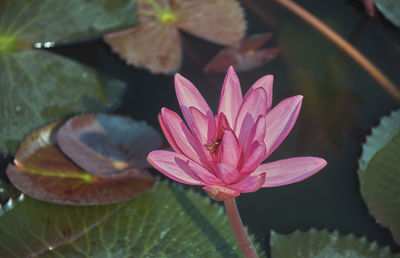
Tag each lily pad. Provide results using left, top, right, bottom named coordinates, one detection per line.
left=0, top=0, right=137, bottom=154
left=358, top=109, right=400, bottom=244
left=0, top=182, right=243, bottom=257
left=6, top=121, right=156, bottom=205
left=56, top=114, right=162, bottom=177
left=104, top=0, right=246, bottom=74
left=0, top=0, right=136, bottom=45
left=374, top=0, right=400, bottom=27
left=0, top=50, right=125, bottom=154
left=270, top=229, right=397, bottom=257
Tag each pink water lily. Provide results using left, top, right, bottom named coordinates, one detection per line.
left=147, top=66, right=326, bottom=201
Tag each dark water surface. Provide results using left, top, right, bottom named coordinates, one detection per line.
left=46, top=0, right=400, bottom=254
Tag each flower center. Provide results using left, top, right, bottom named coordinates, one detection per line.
left=144, top=0, right=178, bottom=26
left=159, top=11, right=178, bottom=25
left=205, top=139, right=221, bottom=153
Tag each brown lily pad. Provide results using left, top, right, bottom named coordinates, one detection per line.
left=104, top=23, right=182, bottom=74
left=56, top=113, right=162, bottom=177
left=204, top=33, right=283, bottom=73
left=6, top=121, right=156, bottom=205
left=104, top=0, right=246, bottom=74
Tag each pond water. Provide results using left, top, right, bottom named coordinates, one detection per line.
left=4, top=0, right=400, bottom=254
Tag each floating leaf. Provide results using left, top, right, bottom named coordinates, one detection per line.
left=374, top=0, right=400, bottom=27
left=0, top=50, right=125, bottom=154
left=6, top=121, right=155, bottom=205
left=0, top=0, right=136, bottom=45
left=104, top=0, right=246, bottom=74
left=204, top=33, right=283, bottom=73
left=358, top=109, right=400, bottom=244
left=0, top=195, right=124, bottom=257
left=270, top=229, right=397, bottom=257
left=0, top=0, right=136, bottom=154
left=0, top=182, right=244, bottom=257
left=57, top=114, right=162, bottom=177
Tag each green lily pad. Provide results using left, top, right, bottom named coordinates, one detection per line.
left=0, top=0, right=136, bottom=46
left=0, top=50, right=125, bottom=154
left=0, top=0, right=137, bottom=154
left=374, top=0, right=400, bottom=27
left=0, top=181, right=243, bottom=257
left=270, top=229, right=397, bottom=257
left=358, top=109, right=400, bottom=244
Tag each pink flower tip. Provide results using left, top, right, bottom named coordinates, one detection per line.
left=148, top=67, right=326, bottom=200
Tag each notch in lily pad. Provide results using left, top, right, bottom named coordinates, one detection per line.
left=6, top=114, right=162, bottom=205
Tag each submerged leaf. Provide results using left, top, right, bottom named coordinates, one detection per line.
left=278, top=24, right=363, bottom=151
left=270, top=229, right=396, bottom=257
left=6, top=121, right=156, bottom=205
left=56, top=113, right=162, bottom=177
left=358, top=109, right=400, bottom=244
left=204, top=33, right=283, bottom=73
left=104, top=0, right=246, bottom=74
left=0, top=182, right=244, bottom=257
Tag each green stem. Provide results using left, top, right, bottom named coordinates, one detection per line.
left=224, top=198, right=258, bottom=258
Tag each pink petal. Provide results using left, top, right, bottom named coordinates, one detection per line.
left=217, top=130, right=242, bottom=168
left=240, top=142, right=266, bottom=174
left=241, top=115, right=266, bottom=156
left=245, top=116, right=266, bottom=153
left=189, top=107, right=217, bottom=145
left=216, top=113, right=232, bottom=140
left=228, top=173, right=266, bottom=193
left=147, top=150, right=203, bottom=185
left=218, top=66, right=243, bottom=128
left=185, top=160, right=223, bottom=185
left=244, top=74, right=274, bottom=112
left=175, top=73, right=214, bottom=129
left=215, top=163, right=240, bottom=184
left=159, top=114, right=182, bottom=154
left=251, top=157, right=327, bottom=187
left=161, top=108, right=210, bottom=167
left=264, top=95, right=303, bottom=157
left=235, top=87, right=268, bottom=146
